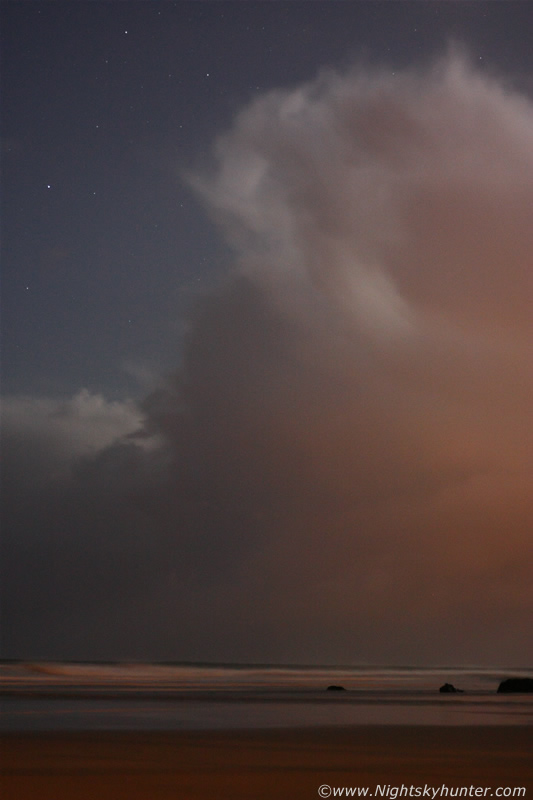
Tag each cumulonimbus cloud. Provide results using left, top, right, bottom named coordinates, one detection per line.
left=2, top=52, right=532, bottom=665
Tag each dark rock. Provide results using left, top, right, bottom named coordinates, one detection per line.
left=439, top=683, right=464, bottom=693
left=326, top=684, right=345, bottom=691
left=497, top=678, right=533, bottom=693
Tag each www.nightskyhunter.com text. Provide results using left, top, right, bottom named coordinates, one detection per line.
left=317, top=785, right=526, bottom=798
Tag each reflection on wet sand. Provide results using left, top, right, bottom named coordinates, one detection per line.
left=1, top=726, right=532, bottom=800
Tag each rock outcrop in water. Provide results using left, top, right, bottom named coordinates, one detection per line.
left=326, top=685, right=345, bottom=691
left=439, top=683, right=463, bottom=693
left=497, top=677, right=533, bottom=693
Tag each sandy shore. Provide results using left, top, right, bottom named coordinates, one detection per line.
left=1, top=726, right=532, bottom=800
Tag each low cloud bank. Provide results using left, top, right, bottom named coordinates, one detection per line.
left=2, top=53, right=532, bottom=665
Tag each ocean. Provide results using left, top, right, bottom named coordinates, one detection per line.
left=1, top=662, right=532, bottom=731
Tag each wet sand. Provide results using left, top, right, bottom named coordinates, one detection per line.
left=1, top=726, right=532, bottom=800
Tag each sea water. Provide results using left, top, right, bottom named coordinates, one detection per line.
left=1, top=662, right=532, bottom=730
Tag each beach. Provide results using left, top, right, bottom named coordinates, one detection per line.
left=2, top=726, right=532, bottom=800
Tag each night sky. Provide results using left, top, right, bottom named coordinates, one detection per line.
left=1, top=1, right=532, bottom=666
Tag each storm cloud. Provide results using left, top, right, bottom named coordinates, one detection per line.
left=2, top=52, right=532, bottom=665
